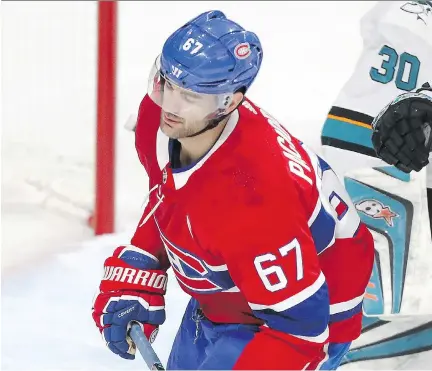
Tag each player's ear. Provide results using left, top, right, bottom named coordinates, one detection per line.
left=225, top=91, right=244, bottom=115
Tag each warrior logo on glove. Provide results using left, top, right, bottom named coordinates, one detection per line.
left=91, top=245, right=167, bottom=360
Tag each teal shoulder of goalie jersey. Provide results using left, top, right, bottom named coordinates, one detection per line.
left=321, top=106, right=376, bottom=157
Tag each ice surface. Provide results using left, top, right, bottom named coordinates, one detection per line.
left=1, top=233, right=189, bottom=370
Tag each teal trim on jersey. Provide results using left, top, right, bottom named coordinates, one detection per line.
left=322, top=118, right=373, bottom=149
left=342, top=322, right=432, bottom=364
left=374, top=166, right=411, bottom=182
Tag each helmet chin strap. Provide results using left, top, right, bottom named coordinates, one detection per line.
left=185, top=97, right=245, bottom=138
left=185, top=112, right=229, bottom=138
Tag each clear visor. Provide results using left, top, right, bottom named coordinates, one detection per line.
left=147, top=55, right=233, bottom=122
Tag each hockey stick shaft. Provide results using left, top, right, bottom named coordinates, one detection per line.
left=129, top=323, right=165, bottom=370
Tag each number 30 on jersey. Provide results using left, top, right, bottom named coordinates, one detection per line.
left=370, top=45, right=420, bottom=91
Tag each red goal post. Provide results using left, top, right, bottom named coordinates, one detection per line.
left=92, top=1, right=117, bottom=235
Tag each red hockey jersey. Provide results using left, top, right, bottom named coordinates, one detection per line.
left=131, top=95, right=374, bottom=350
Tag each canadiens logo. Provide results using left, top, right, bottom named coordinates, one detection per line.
left=234, top=42, right=251, bottom=59
left=355, top=199, right=398, bottom=227
left=157, top=230, right=236, bottom=293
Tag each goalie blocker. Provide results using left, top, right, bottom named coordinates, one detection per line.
left=371, top=83, right=432, bottom=174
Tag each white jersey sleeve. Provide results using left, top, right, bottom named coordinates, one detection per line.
left=335, top=1, right=431, bottom=115
left=321, top=1, right=432, bottom=184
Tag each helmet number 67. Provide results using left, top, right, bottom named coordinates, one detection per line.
left=182, top=38, right=204, bottom=55
left=254, top=238, right=304, bottom=292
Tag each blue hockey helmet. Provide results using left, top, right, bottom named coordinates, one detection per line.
left=148, top=10, right=263, bottom=121
left=159, top=10, right=263, bottom=94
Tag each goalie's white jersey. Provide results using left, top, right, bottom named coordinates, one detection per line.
left=321, top=2, right=432, bottom=369
left=321, top=0, right=432, bottom=186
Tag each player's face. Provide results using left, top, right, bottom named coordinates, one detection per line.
left=160, top=80, right=220, bottom=139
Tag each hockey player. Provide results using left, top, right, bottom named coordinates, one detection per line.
left=321, top=1, right=432, bottom=367
left=91, top=10, right=374, bottom=370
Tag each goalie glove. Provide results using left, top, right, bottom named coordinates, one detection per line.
left=371, top=83, right=432, bottom=173
left=91, top=246, right=167, bottom=360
